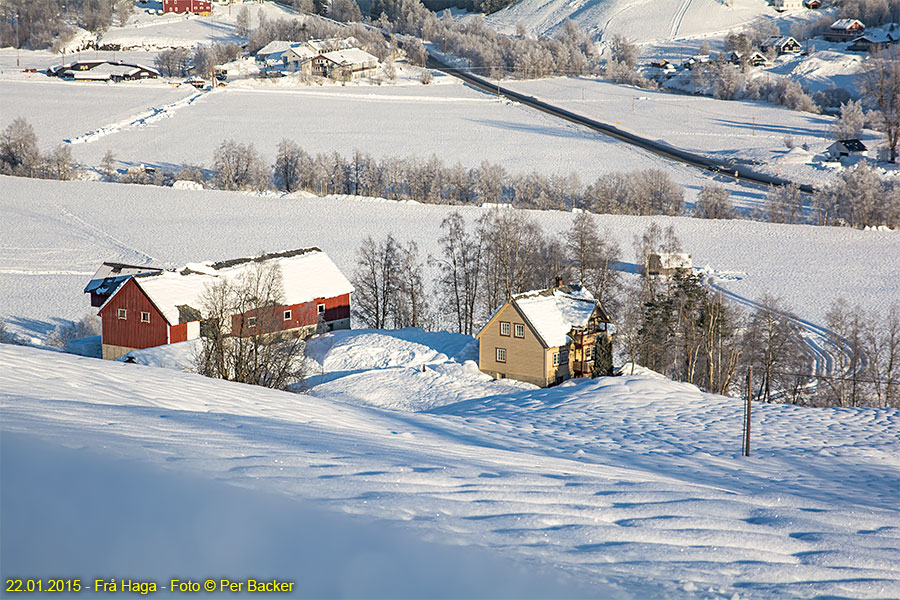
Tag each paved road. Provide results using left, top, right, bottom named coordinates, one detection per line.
left=425, top=53, right=816, bottom=194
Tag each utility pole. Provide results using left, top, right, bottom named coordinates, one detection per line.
left=743, top=366, right=752, bottom=457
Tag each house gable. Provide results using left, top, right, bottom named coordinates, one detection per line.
left=477, top=301, right=549, bottom=386
left=98, top=277, right=169, bottom=359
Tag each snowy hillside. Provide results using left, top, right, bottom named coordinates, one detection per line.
left=487, top=0, right=772, bottom=44
left=2, top=338, right=898, bottom=598
left=3, top=176, right=899, bottom=345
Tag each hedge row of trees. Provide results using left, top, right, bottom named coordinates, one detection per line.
left=154, top=42, right=243, bottom=79
left=351, top=213, right=900, bottom=406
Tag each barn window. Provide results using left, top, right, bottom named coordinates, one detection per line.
left=117, top=308, right=127, bottom=320
left=284, top=310, right=292, bottom=321
left=553, top=352, right=560, bottom=366
left=247, top=316, right=257, bottom=328
left=496, top=347, right=506, bottom=363
left=514, top=323, right=525, bottom=338
left=500, top=321, right=510, bottom=336
left=317, top=303, right=326, bottom=315
left=140, top=311, right=150, bottom=323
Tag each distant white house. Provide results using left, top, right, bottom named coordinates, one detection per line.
left=761, top=36, right=802, bottom=54
left=772, top=0, right=803, bottom=11
left=257, top=38, right=377, bottom=80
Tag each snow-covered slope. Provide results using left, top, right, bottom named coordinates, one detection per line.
left=487, top=0, right=771, bottom=44
left=2, top=341, right=898, bottom=598
left=3, top=176, right=899, bottom=344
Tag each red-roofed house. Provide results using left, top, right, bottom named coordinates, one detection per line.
left=96, top=248, right=353, bottom=360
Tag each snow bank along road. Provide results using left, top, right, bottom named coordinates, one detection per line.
left=1, top=339, right=898, bottom=599
left=425, top=53, right=815, bottom=193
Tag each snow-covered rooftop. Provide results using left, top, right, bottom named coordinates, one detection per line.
left=513, top=287, right=599, bottom=348
left=321, top=48, right=378, bottom=66
left=112, top=248, right=353, bottom=325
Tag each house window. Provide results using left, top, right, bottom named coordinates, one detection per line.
left=117, top=308, right=127, bottom=320
left=514, top=323, right=525, bottom=338
left=247, top=316, right=257, bottom=328
left=496, top=347, right=507, bottom=363
left=317, top=303, right=326, bottom=315
left=500, top=321, right=510, bottom=336
left=284, top=310, right=292, bottom=321
left=140, top=311, right=150, bottom=323
left=553, top=352, right=560, bottom=366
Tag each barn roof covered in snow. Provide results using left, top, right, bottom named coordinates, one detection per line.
left=84, top=262, right=162, bottom=296
left=100, top=248, right=353, bottom=326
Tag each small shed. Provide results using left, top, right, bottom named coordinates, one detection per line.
left=827, top=139, right=868, bottom=159
left=646, top=252, right=692, bottom=276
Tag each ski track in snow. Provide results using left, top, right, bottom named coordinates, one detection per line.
left=65, top=89, right=207, bottom=145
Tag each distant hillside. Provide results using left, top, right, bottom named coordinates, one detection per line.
left=486, top=0, right=772, bottom=44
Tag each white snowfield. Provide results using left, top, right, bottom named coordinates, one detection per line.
left=2, top=336, right=898, bottom=598
left=504, top=77, right=893, bottom=186
left=2, top=176, right=899, bottom=342
left=487, top=0, right=771, bottom=43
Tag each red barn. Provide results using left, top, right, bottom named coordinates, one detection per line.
left=162, top=0, right=212, bottom=15
left=97, top=248, right=353, bottom=360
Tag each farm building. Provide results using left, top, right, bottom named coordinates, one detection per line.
left=48, top=60, right=160, bottom=81
left=84, top=262, right=162, bottom=308
left=760, top=36, right=802, bottom=54
left=95, top=248, right=353, bottom=360
left=727, top=51, right=768, bottom=66
left=825, top=19, right=866, bottom=42
left=162, top=0, right=212, bottom=15
left=645, top=252, right=692, bottom=276
left=827, top=139, right=868, bottom=159
left=476, top=285, right=614, bottom=387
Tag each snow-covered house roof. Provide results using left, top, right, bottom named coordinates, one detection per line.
left=102, top=248, right=354, bottom=326
left=320, top=48, right=378, bottom=67
left=256, top=40, right=295, bottom=60
left=831, top=19, right=865, bottom=32
left=84, top=262, right=162, bottom=296
left=828, top=139, right=868, bottom=155
left=762, top=36, right=801, bottom=52
left=479, top=285, right=606, bottom=348
left=657, top=253, right=692, bottom=270
left=305, top=36, right=358, bottom=52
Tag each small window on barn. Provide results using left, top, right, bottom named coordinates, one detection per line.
left=140, top=311, right=150, bottom=323
left=284, top=310, right=292, bottom=321
left=585, top=345, right=593, bottom=361
left=514, top=323, right=525, bottom=338
left=553, top=352, right=560, bottom=366
left=500, top=321, right=510, bottom=336
left=117, top=308, right=127, bottom=320
left=247, top=316, right=257, bottom=328
left=317, top=303, right=326, bottom=314
left=496, top=347, right=507, bottom=363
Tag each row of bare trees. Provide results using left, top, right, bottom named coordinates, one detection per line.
left=352, top=210, right=621, bottom=337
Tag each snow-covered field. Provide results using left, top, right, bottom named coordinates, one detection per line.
left=0, top=67, right=764, bottom=203
left=2, top=335, right=898, bottom=598
left=2, top=176, right=899, bottom=343
left=487, top=0, right=772, bottom=44
left=504, top=77, right=887, bottom=185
